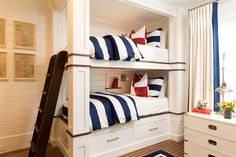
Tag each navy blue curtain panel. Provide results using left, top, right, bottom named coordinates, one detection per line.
left=212, top=2, right=220, bottom=111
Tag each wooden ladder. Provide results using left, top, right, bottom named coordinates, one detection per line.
left=28, top=51, right=67, bottom=157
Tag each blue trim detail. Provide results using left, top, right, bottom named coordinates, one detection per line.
left=212, top=2, right=220, bottom=111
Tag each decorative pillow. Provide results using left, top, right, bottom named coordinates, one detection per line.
left=134, top=73, right=149, bottom=97
left=146, top=28, right=162, bottom=48
left=104, top=35, right=143, bottom=60
left=148, top=77, right=164, bottom=97
left=130, top=26, right=147, bottom=45
left=130, top=73, right=141, bottom=95
left=90, top=36, right=114, bottom=60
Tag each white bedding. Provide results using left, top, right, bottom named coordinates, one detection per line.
left=128, top=95, right=169, bottom=116
left=137, top=44, right=168, bottom=63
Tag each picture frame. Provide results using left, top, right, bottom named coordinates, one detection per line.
left=0, top=18, right=6, bottom=47
left=0, top=52, right=7, bottom=80
left=14, top=21, right=36, bottom=49
left=106, top=74, right=121, bottom=89
left=14, top=53, right=36, bottom=80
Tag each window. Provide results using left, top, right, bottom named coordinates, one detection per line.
left=219, top=0, right=236, bottom=114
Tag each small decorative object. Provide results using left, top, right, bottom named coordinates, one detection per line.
left=14, top=21, right=36, bottom=49
left=197, top=100, right=208, bottom=109
left=0, top=52, right=7, bottom=80
left=0, top=18, right=5, bottom=47
left=219, top=100, right=236, bottom=119
left=121, top=74, right=126, bottom=81
left=14, top=53, right=36, bottom=80
left=106, top=74, right=121, bottom=89
left=192, top=100, right=212, bottom=115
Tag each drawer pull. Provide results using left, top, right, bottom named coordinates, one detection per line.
left=208, top=139, right=217, bottom=146
left=208, top=125, right=217, bottom=130
left=208, top=155, right=216, bottom=157
left=149, top=127, right=158, bottom=131
left=107, top=137, right=119, bottom=143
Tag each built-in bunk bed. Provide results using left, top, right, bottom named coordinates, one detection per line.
left=51, top=0, right=187, bottom=157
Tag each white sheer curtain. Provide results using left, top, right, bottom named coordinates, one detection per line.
left=189, top=4, right=214, bottom=110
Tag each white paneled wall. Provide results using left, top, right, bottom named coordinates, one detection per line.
left=90, top=68, right=134, bottom=94
left=0, top=0, right=51, bottom=153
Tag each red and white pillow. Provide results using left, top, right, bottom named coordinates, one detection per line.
left=130, top=73, right=149, bottom=97
left=129, top=26, right=147, bottom=45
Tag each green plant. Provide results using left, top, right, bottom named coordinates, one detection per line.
left=219, top=100, right=236, bottom=112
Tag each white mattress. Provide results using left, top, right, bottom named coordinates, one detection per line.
left=137, top=44, right=169, bottom=63
left=128, top=95, right=169, bottom=116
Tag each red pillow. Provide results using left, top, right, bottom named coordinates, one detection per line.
left=133, top=73, right=149, bottom=97
left=134, top=87, right=148, bottom=97
left=129, top=26, right=147, bottom=45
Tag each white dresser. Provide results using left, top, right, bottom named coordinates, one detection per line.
left=184, top=112, right=236, bottom=157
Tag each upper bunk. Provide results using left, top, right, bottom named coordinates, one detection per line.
left=65, top=0, right=186, bottom=70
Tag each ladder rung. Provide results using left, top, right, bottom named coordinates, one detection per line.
left=41, top=90, right=47, bottom=95
left=38, top=107, right=44, bottom=114
left=30, top=141, right=37, bottom=153
left=34, top=124, right=40, bottom=133
left=45, top=74, right=52, bottom=77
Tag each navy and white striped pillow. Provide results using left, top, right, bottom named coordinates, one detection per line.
left=146, top=28, right=162, bottom=48
left=148, top=77, right=164, bottom=97
left=104, top=35, right=143, bottom=61
left=90, top=36, right=115, bottom=60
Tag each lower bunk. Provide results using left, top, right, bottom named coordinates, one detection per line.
left=51, top=112, right=184, bottom=157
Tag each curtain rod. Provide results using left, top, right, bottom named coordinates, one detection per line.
left=188, top=0, right=219, bottom=12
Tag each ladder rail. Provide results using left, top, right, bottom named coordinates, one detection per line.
left=28, top=51, right=68, bottom=157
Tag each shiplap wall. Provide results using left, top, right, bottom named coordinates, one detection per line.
left=0, top=0, right=51, bottom=153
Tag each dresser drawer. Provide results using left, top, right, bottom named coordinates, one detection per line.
left=90, top=127, right=133, bottom=155
left=134, top=119, right=168, bottom=139
left=184, top=114, right=236, bottom=142
left=185, top=141, right=231, bottom=157
left=185, top=128, right=236, bottom=156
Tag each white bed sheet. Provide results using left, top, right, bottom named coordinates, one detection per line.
left=137, top=44, right=169, bottom=63
left=128, top=95, right=169, bottom=116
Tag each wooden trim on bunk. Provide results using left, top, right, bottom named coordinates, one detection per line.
left=67, top=53, right=90, bottom=57
left=90, top=67, right=185, bottom=71
left=66, top=130, right=91, bottom=137
left=139, top=61, right=185, bottom=65
left=139, top=111, right=185, bottom=119
left=66, top=64, right=91, bottom=68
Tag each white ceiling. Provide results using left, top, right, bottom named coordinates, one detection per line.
left=90, top=0, right=166, bottom=26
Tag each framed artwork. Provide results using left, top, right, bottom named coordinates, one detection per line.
left=0, top=18, right=5, bottom=47
left=14, top=21, right=36, bottom=49
left=0, top=52, right=7, bottom=80
left=106, top=74, right=121, bottom=89
left=14, top=53, right=36, bottom=80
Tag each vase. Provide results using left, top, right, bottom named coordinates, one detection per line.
left=224, top=110, right=232, bottom=119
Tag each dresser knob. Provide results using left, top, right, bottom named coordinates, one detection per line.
left=208, top=124, right=217, bottom=130
left=208, top=139, right=217, bottom=146
left=208, top=155, right=216, bottom=157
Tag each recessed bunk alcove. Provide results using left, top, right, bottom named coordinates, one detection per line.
left=51, top=0, right=187, bottom=157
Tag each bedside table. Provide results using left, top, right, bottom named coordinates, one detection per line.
left=184, top=112, right=236, bottom=157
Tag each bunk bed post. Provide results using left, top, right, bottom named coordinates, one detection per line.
left=67, top=0, right=90, bottom=157
left=168, top=8, right=188, bottom=142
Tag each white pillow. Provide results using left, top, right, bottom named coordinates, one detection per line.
left=160, top=30, right=167, bottom=49
left=159, top=76, right=167, bottom=97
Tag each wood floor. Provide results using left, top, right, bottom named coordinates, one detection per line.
left=0, top=146, right=64, bottom=157
left=0, top=140, right=184, bottom=157
left=121, top=140, right=184, bottom=157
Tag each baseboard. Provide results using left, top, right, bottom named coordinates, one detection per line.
left=51, top=137, right=68, bottom=157
left=0, top=132, right=32, bottom=154
left=90, top=133, right=170, bottom=157
left=169, top=133, right=184, bottom=142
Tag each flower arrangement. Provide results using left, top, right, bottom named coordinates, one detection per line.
left=219, top=100, right=236, bottom=112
